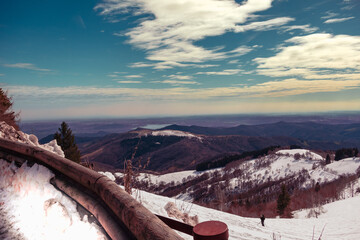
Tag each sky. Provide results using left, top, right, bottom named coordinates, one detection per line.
left=0, top=0, right=359, bottom=120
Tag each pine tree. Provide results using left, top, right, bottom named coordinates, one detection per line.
left=54, top=122, right=81, bottom=163
left=325, top=154, right=331, bottom=165
left=277, top=184, right=290, bottom=216
left=0, top=88, right=20, bottom=130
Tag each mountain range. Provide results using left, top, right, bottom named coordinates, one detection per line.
left=38, top=121, right=360, bottom=172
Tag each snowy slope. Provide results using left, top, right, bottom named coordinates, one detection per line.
left=151, top=130, right=202, bottom=140
left=133, top=188, right=360, bottom=240
left=135, top=129, right=203, bottom=141
left=104, top=149, right=360, bottom=202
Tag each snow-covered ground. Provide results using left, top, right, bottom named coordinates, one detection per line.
left=0, top=159, right=108, bottom=240
left=132, top=187, right=360, bottom=240
left=0, top=122, right=107, bottom=240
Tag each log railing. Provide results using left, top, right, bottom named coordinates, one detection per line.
left=0, top=138, right=183, bottom=240
left=0, top=138, right=229, bottom=240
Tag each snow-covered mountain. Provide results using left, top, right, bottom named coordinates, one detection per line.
left=105, top=148, right=360, bottom=219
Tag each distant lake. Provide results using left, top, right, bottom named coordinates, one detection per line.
left=140, top=124, right=170, bottom=129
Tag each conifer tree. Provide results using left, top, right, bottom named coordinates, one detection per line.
left=54, top=122, right=81, bottom=163
left=325, top=154, right=331, bottom=165
left=0, top=88, right=20, bottom=130
left=277, top=184, right=290, bottom=216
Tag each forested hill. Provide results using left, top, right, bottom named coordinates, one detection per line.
left=161, top=122, right=360, bottom=147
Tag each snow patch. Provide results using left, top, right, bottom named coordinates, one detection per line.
left=0, top=121, right=64, bottom=157
left=151, top=130, right=202, bottom=140
left=98, top=171, right=116, bottom=181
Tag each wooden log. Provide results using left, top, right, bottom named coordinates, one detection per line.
left=51, top=176, right=135, bottom=240
left=0, top=138, right=183, bottom=240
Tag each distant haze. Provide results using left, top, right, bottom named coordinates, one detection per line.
left=21, top=113, right=360, bottom=139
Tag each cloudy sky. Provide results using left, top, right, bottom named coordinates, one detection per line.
left=0, top=0, right=359, bottom=120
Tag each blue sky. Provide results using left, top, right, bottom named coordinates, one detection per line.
left=0, top=0, right=359, bottom=120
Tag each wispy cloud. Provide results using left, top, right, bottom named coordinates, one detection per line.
left=118, top=80, right=142, bottom=84
left=155, top=80, right=200, bottom=86
left=129, top=61, right=219, bottom=69
left=281, top=24, right=318, bottom=34
left=197, top=69, right=242, bottom=76
left=125, top=75, right=142, bottom=78
left=95, top=0, right=289, bottom=69
left=107, top=74, right=119, bottom=78
left=166, top=74, right=193, bottom=80
left=321, top=11, right=339, bottom=19
left=75, top=16, right=87, bottom=29
left=324, top=17, right=354, bottom=24
left=3, top=63, right=52, bottom=72
left=254, top=33, right=360, bottom=81
left=6, top=77, right=360, bottom=102
left=228, top=60, right=240, bottom=64
left=107, top=72, right=142, bottom=79
left=234, top=17, right=294, bottom=32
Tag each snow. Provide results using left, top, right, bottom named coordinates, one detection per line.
left=326, top=157, right=360, bottom=175
left=0, top=122, right=107, bottom=240
left=225, top=150, right=360, bottom=190
left=109, top=169, right=206, bottom=186
left=98, top=171, right=116, bottom=181
left=151, top=130, right=202, bottom=140
left=138, top=170, right=200, bottom=185
left=0, top=121, right=64, bottom=157
left=132, top=187, right=360, bottom=240
left=276, top=149, right=323, bottom=161
left=293, top=196, right=360, bottom=239
left=0, top=159, right=108, bottom=240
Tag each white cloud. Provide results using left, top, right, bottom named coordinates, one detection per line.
left=321, top=11, right=339, bottom=19
left=129, top=62, right=155, bottom=68
left=129, top=61, right=218, bottom=69
left=234, top=17, right=294, bottom=32
left=228, top=46, right=253, bottom=57
left=95, top=0, right=282, bottom=68
left=118, top=80, right=142, bottom=83
left=281, top=24, right=318, bottom=34
left=228, top=60, right=240, bottom=64
left=166, top=74, right=193, bottom=80
left=197, top=69, right=242, bottom=76
left=6, top=77, right=360, bottom=102
left=3, top=63, right=52, bottom=72
left=324, top=17, right=354, bottom=24
left=107, top=74, right=119, bottom=78
left=159, top=80, right=200, bottom=86
left=125, top=75, right=142, bottom=78
left=254, top=33, right=360, bottom=80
